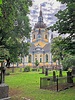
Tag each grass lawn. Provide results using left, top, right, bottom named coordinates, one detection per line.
left=5, top=68, right=75, bottom=100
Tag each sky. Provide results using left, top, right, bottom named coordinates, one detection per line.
left=29, top=0, right=66, bottom=29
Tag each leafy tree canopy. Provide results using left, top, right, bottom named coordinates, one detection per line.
left=0, top=0, right=32, bottom=64
left=48, top=0, right=75, bottom=54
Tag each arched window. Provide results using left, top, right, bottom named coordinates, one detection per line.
left=45, top=35, right=47, bottom=39
left=40, top=55, right=42, bottom=62
left=46, top=54, right=48, bottom=62
left=28, top=55, right=31, bottom=63
left=40, top=58, right=42, bottom=62
left=33, top=35, right=35, bottom=39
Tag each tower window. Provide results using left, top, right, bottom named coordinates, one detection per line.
left=40, top=58, right=42, bottom=62
left=33, top=35, right=35, bottom=39
left=45, top=35, right=47, bottom=39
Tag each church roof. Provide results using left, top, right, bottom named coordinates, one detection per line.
left=29, top=43, right=50, bottom=54
left=29, top=43, right=35, bottom=53
left=34, top=22, right=46, bottom=28
left=43, top=43, right=50, bottom=52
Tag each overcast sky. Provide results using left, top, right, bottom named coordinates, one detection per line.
left=29, top=0, right=66, bottom=29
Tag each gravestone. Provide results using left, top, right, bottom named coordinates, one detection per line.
left=53, top=71, right=56, bottom=81
left=20, top=67, right=22, bottom=72
left=45, top=68, right=48, bottom=76
left=72, top=67, right=75, bottom=75
left=59, top=69, right=63, bottom=77
left=42, top=66, right=44, bottom=74
left=12, top=67, right=14, bottom=73
left=67, top=71, right=73, bottom=83
left=0, top=61, right=10, bottom=100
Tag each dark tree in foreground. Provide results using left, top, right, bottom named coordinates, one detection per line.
left=0, top=0, right=32, bottom=66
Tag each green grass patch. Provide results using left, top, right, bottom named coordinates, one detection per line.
left=5, top=68, right=75, bottom=100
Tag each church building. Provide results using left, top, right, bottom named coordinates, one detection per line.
left=24, top=6, right=52, bottom=67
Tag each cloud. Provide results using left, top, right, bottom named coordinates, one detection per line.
left=29, top=0, right=66, bottom=29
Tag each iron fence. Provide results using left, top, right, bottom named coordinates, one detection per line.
left=40, top=76, right=75, bottom=91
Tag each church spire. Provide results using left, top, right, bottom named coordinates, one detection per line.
left=40, top=5, right=42, bottom=16
left=38, top=5, right=43, bottom=22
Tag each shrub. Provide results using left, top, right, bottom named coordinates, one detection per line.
left=35, top=60, right=39, bottom=67
left=24, top=66, right=30, bottom=72
left=5, top=72, right=10, bottom=75
left=32, top=68, right=37, bottom=71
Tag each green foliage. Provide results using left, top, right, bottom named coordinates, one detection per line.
left=5, top=72, right=10, bottom=75
left=0, top=0, right=2, bottom=16
left=48, top=0, right=75, bottom=55
left=0, top=0, right=2, bottom=4
left=23, top=66, right=30, bottom=72
left=0, top=0, right=32, bottom=63
left=35, top=60, right=39, bottom=67
left=51, top=36, right=66, bottom=63
left=5, top=70, right=75, bottom=100
left=62, top=55, right=75, bottom=70
left=0, top=8, right=2, bottom=16
left=32, top=68, right=37, bottom=71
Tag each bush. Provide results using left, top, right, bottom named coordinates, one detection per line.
left=32, top=68, right=37, bottom=71
left=24, top=66, right=30, bottom=72
left=5, top=72, right=10, bottom=75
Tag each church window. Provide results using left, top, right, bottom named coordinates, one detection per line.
left=40, top=55, right=42, bottom=57
left=35, top=55, right=37, bottom=57
left=45, top=35, right=47, bottom=39
left=46, top=54, right=48, bottom=62
left=35, top=58, right=37, bottom=61
left=33, top=35, right=35, bottom=39
left=40, top=58, right=42, bottom=62
left=28, top=55, right=31, bottom=63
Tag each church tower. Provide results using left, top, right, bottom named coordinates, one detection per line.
left=32, top=6, right=49, bottom=48
left=25, top=6, right=51, bottom=67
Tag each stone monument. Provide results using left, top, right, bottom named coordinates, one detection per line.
left=0, top=58, right=10, bottom=100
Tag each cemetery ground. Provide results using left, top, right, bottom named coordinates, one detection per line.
left=5, top=68, right=75, bottom=100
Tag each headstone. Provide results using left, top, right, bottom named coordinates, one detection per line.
left=12, top=67, right=14, bottom=73
left=53, top=71, right=56, bottom=81
left=45, top=68, right=48, bottom=76
left=67, top=71, right=73, bottom=83
left=0, top=62, right=10, bottom=100
left=59, top=69, right=63, bottom=77
left=20, top=67, right=22, bottom=72
left=0, top=84, right=10, bottom=99
left=42, top=66, right=44, bottom=74
left=72, top=67, right=75, bottom=75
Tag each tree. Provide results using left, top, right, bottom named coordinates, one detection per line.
left=0, top=0, right=2, bottom=16
left=35, top=60, right=39, bottom=67
left=51, top=36, right=67, bottom=65
left=51, top=36, right=75, bottom=70
left=48, top=0, right=75, bottom=54
left=0, top=0, right=32, bottom=66
left=62, top=55, right=75, bottom=70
